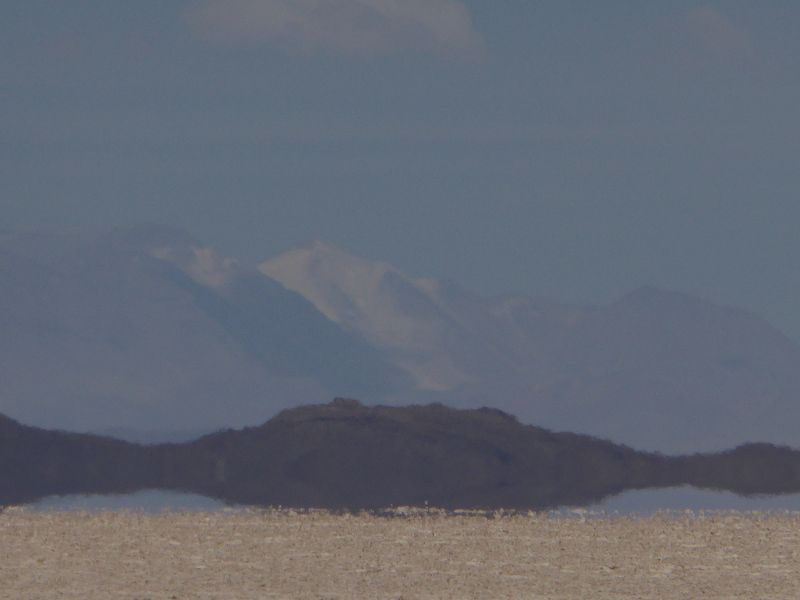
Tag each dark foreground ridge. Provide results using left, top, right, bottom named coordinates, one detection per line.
left=3, top=399, right=800, bottom=509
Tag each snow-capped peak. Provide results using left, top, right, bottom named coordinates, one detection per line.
left=259, top=241, right=399, bottom=325
left=150, top=244, right=238, bottom=289
left=259, top=242, right=474, bottom=391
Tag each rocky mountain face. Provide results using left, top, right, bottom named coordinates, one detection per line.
left=4, top=226, right=800, bottom=453
left=3, top=399, right=800, bottom=510
left=261, top=242, right=800, bottom=453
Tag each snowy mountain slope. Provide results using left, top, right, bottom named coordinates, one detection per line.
left=6, top=228, right=800, bottom=453
left=259, top=241, right=583, bottom=391
left=0, top=227, right=407, bottom=434
left=260, top=242, right=800, bottom=453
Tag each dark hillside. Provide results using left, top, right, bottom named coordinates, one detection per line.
left=165, top=400, right=669, bottom=508
left=0, top=413, right=159, bottom=505
left=3, top=399, right=800, bottom=509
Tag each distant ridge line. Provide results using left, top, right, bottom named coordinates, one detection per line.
left=3, top=399, right=800, bottom=510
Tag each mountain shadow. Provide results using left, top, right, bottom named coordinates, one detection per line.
left=4, top=399, right=800, bottom=510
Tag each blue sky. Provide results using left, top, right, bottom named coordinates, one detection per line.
left=3, top=1, right=800, bottom=337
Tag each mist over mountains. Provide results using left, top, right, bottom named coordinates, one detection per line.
left=0, top=226, right=407, bottom=435
left=3, top=225, right=800, bottom=453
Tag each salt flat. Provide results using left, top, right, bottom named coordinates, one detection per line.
left=2, top=508, right=799, bottom=599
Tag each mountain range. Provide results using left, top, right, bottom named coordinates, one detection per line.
left=4, top=399, right=800, bottom=510
left=2, top=225, right=800, bottom=452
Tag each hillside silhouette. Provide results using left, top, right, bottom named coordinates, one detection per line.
left=3, top=399, right=800, bottom=510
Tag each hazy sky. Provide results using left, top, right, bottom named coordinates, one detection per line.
left=3, top=1, right=800, bottom=337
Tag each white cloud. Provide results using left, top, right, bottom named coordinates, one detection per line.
left=186, top=0, right=482, bottom=58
